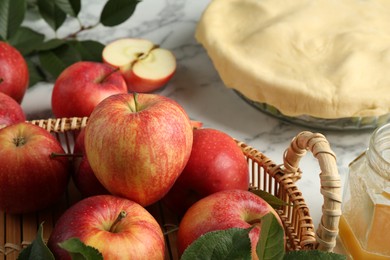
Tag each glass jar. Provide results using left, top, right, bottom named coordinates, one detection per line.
left=339, top=123, right=390, bottom=259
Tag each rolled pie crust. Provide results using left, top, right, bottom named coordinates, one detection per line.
left=195, top=0, right=390, bottom=119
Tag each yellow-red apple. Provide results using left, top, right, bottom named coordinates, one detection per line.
left=102, top=38, right=176, bottom=93
left=84, top=93, right=193, bottom=206
left=177, top=189, right=284, bottom=259
left=47, top=195, right=165, bottom=260
left=0, top=122, right=70, bottom=213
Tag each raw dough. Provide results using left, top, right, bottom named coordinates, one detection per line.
left=196, top=0, right=390, bottom=118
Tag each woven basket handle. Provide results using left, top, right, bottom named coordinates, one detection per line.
left=282, top=131, right=342, bottom=252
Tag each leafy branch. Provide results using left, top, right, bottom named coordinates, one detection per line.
left=0, top=0, right=142, bottom=87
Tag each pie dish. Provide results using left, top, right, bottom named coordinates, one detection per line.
left=195, top=0, right=390, bottom=129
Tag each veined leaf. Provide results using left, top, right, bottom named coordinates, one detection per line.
left=37, top=0, right=67, bottom=31
left=70, top=40, right=105, bottom=62
left=17, top=222, right=55, bottom=260
left=59, top=238, right=103, bottom=260
left=250, top=189, right=293, bottom=209
left=54, top=0, right=81, bottom=17
left=39, top=43, right=81, bottom=79
left=0, top=0, right=26, bottom=40
left=100, top=0, right=141, bottom=27
left=38, top=38, right=67, bottom=51
left=181, top=228, right=252, bottom=260
left=8, top=26, right=45, bottom=55
left=257, top=213, right=285, bottom=260
left=26, top=59, right=46, bottom=87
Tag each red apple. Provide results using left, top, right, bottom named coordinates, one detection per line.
left=51, top=61, right=128, bottom=118
left=177, top=189, right=283, bottom=259
left=0, top=92, right=26, bottom=129
left=0, top=122, right=70, bottom=213
left=47, top=194, right=165, bottom=259
left=162, top=128, right=249, bottom=216
left=102, top=38, right=176, bottom=93
left=0, top=41, right=29, bottom=103
left=72, top=127, right=110, bottom=197
left=84, top=93, right=193, bottom=206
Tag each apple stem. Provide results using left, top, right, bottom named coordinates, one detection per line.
left=0, top=78, right=3, bottom=84
left=96, top=67, right=120, bottom=84
left=50, top=152, right=83, bottom=158
left=133, top=92, right=140, bottom=112
left=109, top=210, right=127, bottom=233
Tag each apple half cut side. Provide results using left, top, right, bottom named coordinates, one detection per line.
left=102, top=38, right=177, bottom=93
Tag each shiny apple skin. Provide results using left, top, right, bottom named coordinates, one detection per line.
left=84, top=93, right=193, bottom=206
left=48, top=195, right=165, bottom=260
left=0, top=41, right=29, bottom=103
left=177, top=189, right=284, bottom=260
left=0, top=122, right=70, bottom=213
left=0, top=92, right=26, bottom=128
left=51, top=61, right=128, bottom=118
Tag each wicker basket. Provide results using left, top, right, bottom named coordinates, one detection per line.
left=0, top=117, right=342, bottom=260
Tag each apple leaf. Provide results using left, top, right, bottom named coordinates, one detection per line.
left=17, top=222, right=55, bottom=260
left=0, top=0, right=26, bottom=40
left=59, top=238, right=103, bottom=260
left=39, top=42, right=81, bottom=79
left=54, top=0, right=81, bottom=17
left=37, top=0, right=67, bottom=31
left=26, top=59, right=46, bottom=86
left=250, top=189, right=292, bottom=209
left=38, top=38, right=67, bottom=51
left=70, top=40, right=105, bottom=62
left=100, top=0, right=141, bottom=27
left=257, top=213, right=285, bottom=260
left=8, top=26, right=45, bottom=55
left=284, top=250, right=347, bottom=260
left=181, top=228, right=253, bottom=260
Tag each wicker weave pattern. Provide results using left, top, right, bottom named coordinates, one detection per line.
left=0, top=117, right=341, bottom=259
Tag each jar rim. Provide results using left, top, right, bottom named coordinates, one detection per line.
left=368, top=123, right=390, bottom=179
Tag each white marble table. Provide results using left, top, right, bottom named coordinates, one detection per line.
left=21, top=0, right=373, bottom=247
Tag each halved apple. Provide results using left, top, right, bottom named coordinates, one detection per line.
left=102, top=38, right=176, bottom=93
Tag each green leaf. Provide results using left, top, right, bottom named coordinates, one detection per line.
left=17, top=222, right=55, bottom=260
left=181, top=228, right=252, bottom=260
left=26, top=58, right=46, bottom=87
left=257, top=213, right=285, bottom=260
left=71, top=40, right=105, bottom=62
left=0, top=0, right=26, bottom=39
left=8, top=26, right=45, bottom=55
left=284, top=250, right=347, bottom=260
left=37, top=0, right=67, bottom=31
left=59, top=238, right=103, bottom=260
left=250, top=189, right=293, bottom=209
left=39, top=42, right=81, bottom=79
left=100, top=0, right=141, bottom=27
left=54, top=0, right=81, bottom=17
left=38, top=38, right=67, bottom=51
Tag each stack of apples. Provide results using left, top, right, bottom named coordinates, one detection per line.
left=48, top=93, right=283, bottom=259
left=0, top=38, right=284, bottom=259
